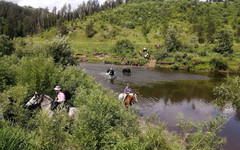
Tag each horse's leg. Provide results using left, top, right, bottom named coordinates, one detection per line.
left=125, top=98, right=130, bottom=108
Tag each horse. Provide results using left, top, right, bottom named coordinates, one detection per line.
left=144, top=53, right=150, bottom=59
left=122, top=68, right=131, bottom=75
left=131, top=62, right=140, bottom=67
left=26, top=92, right=78, bottom=118
left=155, top=44, right=161, bottom=48
left=138, top=50, right=142, bottom=57
left=118, top=93, right=138, bottom=108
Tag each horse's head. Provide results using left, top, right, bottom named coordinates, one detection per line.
left=131, top=93, right=138, bottom=103
left=26, top=92, right=42, bottom=107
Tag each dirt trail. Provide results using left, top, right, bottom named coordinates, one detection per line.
left=145, top=59, right=156, bottom=67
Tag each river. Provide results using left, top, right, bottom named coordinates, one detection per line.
left=80, top=63, right=240, bottom=150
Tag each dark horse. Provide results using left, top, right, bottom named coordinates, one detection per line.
left=122, top=68, right=131, bottom=75
left=107, top=68, right=114, bottom=76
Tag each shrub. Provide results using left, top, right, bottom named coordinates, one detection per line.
left=123, top=21, right=135, bottom=29
left=154, top=49, right=169, bottom=61
left=164, top=26, right=181, bottom=52
left=112, top=39, right=136, bottom=58
left=177, top=114, right=226, bottom=150
left=46, top=36, right=75, bottom=66
left=213, top=28, right=233, bottom=54
left=16, top=56, right=59, bottom=95
left=0, top=125, right=33, bottom=149
left=34, top=109, right=72, bottom=150
left=175, top=52, right=186, bottom=62
left=0, top=55, right=18, bottom=92
left=0, top=35, right=15, bottom=57
left=73, top=86, right=140, bottom=149
left=0, top=85, right=31, bottom=126
left=214, top=76, right=240, bottom=108
left=85, top=21, right=97, bottom=38
left=209, top=57, right=228, bottom=70
left=57, top=66, right=95, bottom=105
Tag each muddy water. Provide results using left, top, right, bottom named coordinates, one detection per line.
left=80, top=63, right=240, bottom=150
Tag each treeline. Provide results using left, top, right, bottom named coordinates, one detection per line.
left=0, top=0, right=125, bottom=38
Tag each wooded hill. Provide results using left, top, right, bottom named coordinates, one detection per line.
left=1, top=0, right=240, bottom=71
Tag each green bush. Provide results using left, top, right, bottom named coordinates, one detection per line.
left=85, top=21, right=97, bottom=38
left=16, top=56, right=59, bottom=95
left=213, top=28, right=233, bottom=54
left=112, top=39, right=136, bottom=58
left=0, top=125, right=33, bottom=150
left=164, top=26, right=182, bottom=52
left=46, top=36, right=75, bottom=66
left=154, top=49, right=169, bottom=61
left=0, top=55, right=19, bottom=92
left=214, top=76, right=240, bottom=108
left=174, top=52, right=187, bottom=62
left=0, top=85, right=31, bottom=126
left=73, top=86, right=140, bottom=149
left=209, top=57, right=228, bottom=70
left=34, top=109, right=72, bottom=150
left=57, top=66, right=95, bottom=105
left=0, top=35, right=15, bottom=57
left=177, top=114, right=226, bottom=150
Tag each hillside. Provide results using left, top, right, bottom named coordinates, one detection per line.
left=15, top=0, right=240, bottom=71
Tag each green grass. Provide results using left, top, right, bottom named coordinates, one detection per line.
left=25, top=1, right=240, bottom=72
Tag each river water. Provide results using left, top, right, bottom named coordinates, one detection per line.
left=80, top=63, right=240, bottom=150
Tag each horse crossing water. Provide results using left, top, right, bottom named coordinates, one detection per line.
left=118, top=93, right=138, bottom=108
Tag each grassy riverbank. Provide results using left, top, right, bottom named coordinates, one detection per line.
left=26, top=0, right=240, bottom=72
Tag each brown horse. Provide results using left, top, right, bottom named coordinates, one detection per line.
left=155, top=44, right=161, bottom=48
left=138, top=50, right=142, bottom=57
left=124, top=93, right=138, bottom=108
left=118, top=93, right=138, bottom=108
left=131, top=62, right=140, bottom=66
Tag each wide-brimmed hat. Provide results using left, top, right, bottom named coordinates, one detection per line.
left=54, top=85, right=61, bottom=91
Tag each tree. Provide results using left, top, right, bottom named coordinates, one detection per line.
left=85, top=21, right=96, bottom=38
left=213, top=28, right=233, bottom=54
left=0, top=35, right=15, bottom=57
left=164, top=26, right=181, bottom=52
left=206, top=16, right=216, bottom=43
left=112, top=39, right=135, bottom=57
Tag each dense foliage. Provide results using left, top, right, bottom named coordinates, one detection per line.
left=214, top=75, right=240, bottom=108
left=112, top=39, right=136, bottom=57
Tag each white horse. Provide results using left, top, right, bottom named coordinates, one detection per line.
left=26, top=92, right=78, bottom=118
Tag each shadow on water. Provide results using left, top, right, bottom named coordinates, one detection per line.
left=80, top=63, right=240, bottom=150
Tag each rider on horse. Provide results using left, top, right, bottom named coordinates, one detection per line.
left=123, top=83, right=132, bottom=101
left=52, top=85, right=66, bottom=110
left=124, top=83, right=132, bottom=93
